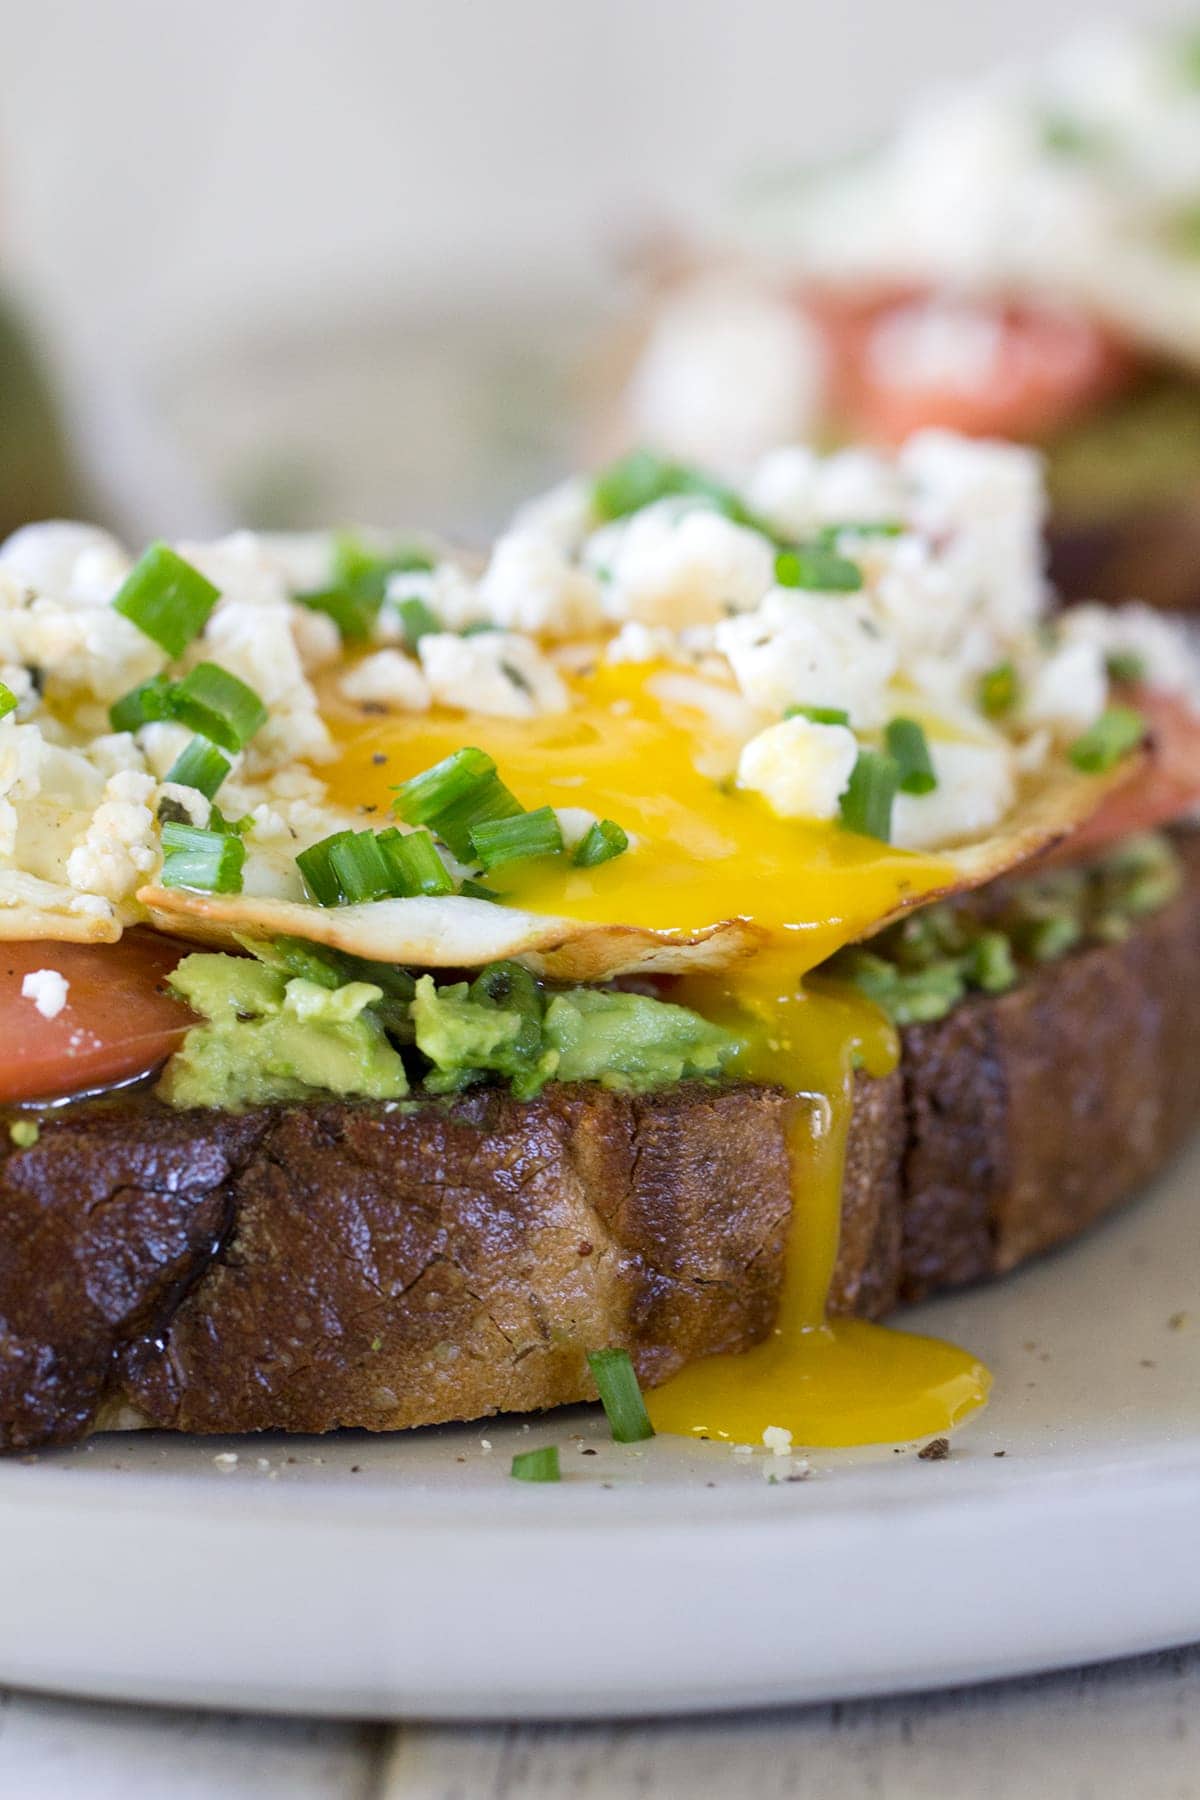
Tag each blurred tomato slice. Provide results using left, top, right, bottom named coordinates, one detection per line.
left=0, top=931, right=192, bottom=1104
left=1058, top=689, right=1200, bottom=865
left=806, top=289, right=1137, bottom=446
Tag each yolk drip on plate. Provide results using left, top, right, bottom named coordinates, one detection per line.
left=325, top=662, right=992, bottom=1447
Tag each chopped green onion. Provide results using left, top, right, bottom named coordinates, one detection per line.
left=396, top=596, right=440, bottom=651
left=252, top=934, right=347, bottom=989
left=112, top=543, right=220, bottom=658
left=839, top=749, right=898, bottom=843
left=434, top=776, right=524, bottom=862
left=297, top=587, right=377, bottom=643
left=330, top=532, right=434, bottom=602
left=591, top=448, right=756, bottom=527
left=978, top=661, right=1019, bottom=718
left=171, top=662, right=267, bottom=752
left=460, top=620, right=501, bottom=637
left=160, top=822, right=245, bottom=894
left=327, top=829, right=397, bottom=904
left=209, top=804, right=251, bottom=837
left=784, top=704, right=851, bottom=727
left=470, top=804, right=564, bottom=871
left=460, top=877, right=502, bottom=902
left=0, top=681, right=17, bottom=721
left=296, top=830, right=356, bottom=906
left=109, top=674, right=176, bottom=734
left=510, top=1445, right=561, bottom=1483
left=774, top=544, right=862, bottom=592
left=1105, top=649, right=1146, bottom=685
left=573, top=818, right=629, bottom=868
left=165, top=736, right=231, bottom=800
left=1069, top=706, right=1145, bottom=773
left=586, top=1348, right=655, bottom=1444
left=885, top=718, right=937, bottom=795
left=816, top=520, right=903, bottom=544
left=392, top=746, right=497, bottom=826
left=376, top=826, right=455, bottom=896
left=393, top=746, right=523, bottom=861
left=967, top=931, right=1017, bottom=994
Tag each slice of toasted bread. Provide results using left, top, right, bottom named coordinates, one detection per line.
left=3, top=833, right=1199, bottom=1452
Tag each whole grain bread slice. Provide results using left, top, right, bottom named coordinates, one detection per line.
left=3, top=834, right=1199, bottom=1452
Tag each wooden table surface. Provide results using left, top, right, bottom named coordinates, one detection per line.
left=3, top=1645, right=1198, bottom=1798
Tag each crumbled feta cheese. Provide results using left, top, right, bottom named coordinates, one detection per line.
left=509, top=479, right=594, bottom=555
left=202, top=598, right=332, bottom=770
left=762, top=1425, right=794, bottom=1456
left=590, top=502, right=776, bottom=628
left=381, top=564, right=483, bottom=636
left=418, top=631, right=569, bottom=718
left=1020, top=640, right=1108, bottom=739
left=157, top=781, right=211, bottom=828
left=626, top=276, right=829, bottom=469
left=716, top=592, right=897, bottom=728
left=65, top=769, right=159, bottom=904
left=1059, top=603, right=1200, bottom=713
left=745, top=445, right=908, bottom=544
left=339, top=649, right=431, bottom=711
left=21, top=967, right=69, bottom=1019
left=604, top=621, right=680, bottom=665
left=478, top=529, right=604, bottom=638
left=288, top=602, right=343, bottom=673
left=892, top=740, right=1015, bottom=851
left=136, top=722, right=195, bottom=780
left=0, top=522, right=129, bottom=604
left=737, top=716, right=858, bottom=820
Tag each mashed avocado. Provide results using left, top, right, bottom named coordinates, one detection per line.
left=159, top=949, right=741, bottom=1111
left=830, top=832, right=1182, bottom=1027
left=1046, top=377, right=1200, bottom=521
left=160, top=955, right=409, bottom=1110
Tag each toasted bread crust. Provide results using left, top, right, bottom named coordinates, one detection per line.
left=3, top=834, right=1199, bottom=1451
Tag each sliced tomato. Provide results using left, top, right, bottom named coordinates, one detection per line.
left=0, top=932, right=193, bottom=1105
left=805, top=288, right=1137, bottom=447
left=1057, top=688, right=1200, bottom=865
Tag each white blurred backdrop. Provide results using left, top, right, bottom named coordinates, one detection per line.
left=1, top=0, right=1189, bottom=537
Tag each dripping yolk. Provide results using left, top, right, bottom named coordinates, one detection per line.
left=325, top=661, right=992, bottom=1448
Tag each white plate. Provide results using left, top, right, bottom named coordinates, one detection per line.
left=3, top=1137, right=1199, bottom=1721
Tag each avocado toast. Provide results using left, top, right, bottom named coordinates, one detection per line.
left=2, top=431, right=1198, bottom=1453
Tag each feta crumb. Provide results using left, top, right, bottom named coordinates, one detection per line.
left=418, top=631, right=569, bottom=718
left=381, top=564, right=483, bottom=636
left=479, top=529, right=604, bottom=637
left=604, top=621, right=679, bottom=665
left=762, top=1425, right=793, bottom=1456
left=716, top=592, right=897, bottom=728
left=893, top=739, right=1015, bottom=850
left=509, top=478, right=594, bottom=554
left=591, top=502, right=775, bottom=628
left=1020, top=640, right=1107, bottom=739
left=1059, top=603, right=1200, bottom=713
left=626, top=277, right=829, bottom=469
left=480, top=1438, right=493, bottom=1454
left=213, top=1452, right=239, bottom=1469
left=65, top=769, right=158, bottom=904
left=737, top=716, right=858, bottom=821
left=21, top=964, right=68, bottom=1022
left=339, top=649, right=431, bottom=711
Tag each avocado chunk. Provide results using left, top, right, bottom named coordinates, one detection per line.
left=160, top=953, right=408, bottom=1110
left=541, top=988, right=737, bottom=1090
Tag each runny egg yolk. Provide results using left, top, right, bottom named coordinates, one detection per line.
left=325, top=661, right=992, bottom=1449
